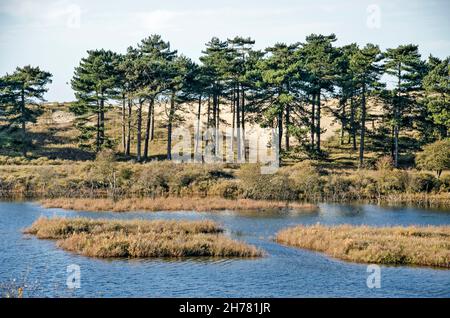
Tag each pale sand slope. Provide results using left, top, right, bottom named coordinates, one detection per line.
left=38, top=97, right=384, bottom=143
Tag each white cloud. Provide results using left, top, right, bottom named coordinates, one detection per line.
left=134, top=7, right=294, bottom=32
left=0, top=0, right=82, bottom=28
left=136, top=9, right=184, bottom=31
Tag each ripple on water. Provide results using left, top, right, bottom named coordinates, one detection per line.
left=1, top=201, right=450, bottom=297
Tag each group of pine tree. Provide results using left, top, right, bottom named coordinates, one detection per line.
left=0, top=34, right=449, bottom=167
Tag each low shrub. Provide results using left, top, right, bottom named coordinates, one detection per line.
left=283, top=161, right=322, bottom=200
left=408, top=173, right=438, bottom=193
left=439, top=174, right=450, bottom=192
left=323, top=175, right=356, bottom=201
left=209, top=180, right=242, bottom=199
left=238, top=164, right=296, bottom=201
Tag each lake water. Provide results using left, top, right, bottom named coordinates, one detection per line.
left=0, top=201, right=449, bottom=297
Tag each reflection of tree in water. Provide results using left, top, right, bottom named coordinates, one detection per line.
left=336, top=205, right=363, bottom=217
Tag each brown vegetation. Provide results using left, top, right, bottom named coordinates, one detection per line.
left=39, top=197, right=316, bottom=212
left=1, top=153, right=448, bottom=207
left=24, top=217, right=262, bottom=258
left=276, top=224, right=450, bottom=268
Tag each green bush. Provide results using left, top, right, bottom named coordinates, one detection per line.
left=323, top=175, right=357, bottom=200
left=209, top=180, right=242, bottom=199
left=348, top=172, right=378, bottom=198
left=439, top=174, right=450, bottom=192
left=375, top=169, right=406, bottom=195
left=283, top=161, right=322, bottom=200
left=408, top=173, right=438, bottom=193
left=133, top=163, right=172, bottom=196
left=416, top=139, right=450, bottom=178
left=238, top=164, right=296, bottom=201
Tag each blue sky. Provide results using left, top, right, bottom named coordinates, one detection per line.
left=0, top=0, right=449, bottom=101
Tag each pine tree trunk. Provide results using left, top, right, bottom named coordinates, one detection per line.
left=212, top=91, right=217, bottom=155
left=285, top=104, right=290, bottom=151
left=231, top=88, right=235, bottom=158
left=206, top=95, right=211, bottom=128
left=359, top=83, right=366, bottom=167
left=195, top=96, right=202, bottom=161
left=391, top=126, right=395, bottom=158
left=125, top=98, right=132, bottom=156
left=212, top=93, right=217, bottom=130
left=167, top=91, right=176, bottom=160
left=150, top=101, right=155, bottom=141
left=241, top=87, right=245, bottom=129
left=340, top=99, right=346, bottom=145
left=236, top=84, right=241, bottom=161
left=96, top=98, right=100, bottom=153
left=316, top=89, right=321, bottom=152
left=241, top=85, right=245, bottom=159
left=394, top=63, right=402, bottom=168
left=99, top=94, right=105, bottom=148
left=122, top=93, right=126, bottom=154
left=216, top=96, right=220, bottom=158
left=136, top=100, right=143, bottom=162
left=394, top=124, right=399, bottom=167
left=217, top=96, right=220, bottom=134
left=143, top=98, right=154, bottom=160
left=350, top=95, right=356, bottom=151
left=205, top=95, right=211, bottom=151
left=311, top=94, right=315, bottom=147
left=394, top=125, right=399, bottom=167
left=21, top=87, right=26, bottom=157
left=278, top=111, right=283, bottom=153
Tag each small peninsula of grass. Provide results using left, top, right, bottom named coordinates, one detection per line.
left=276, top=224, right=450, bottom=268
left=39, top=197, right=316, bottom=212
left=24, top=217, right=262, bottom=258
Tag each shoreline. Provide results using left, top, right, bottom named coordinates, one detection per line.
left=0, top=193, right=447, bottom=211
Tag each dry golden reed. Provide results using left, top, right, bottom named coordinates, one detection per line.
left=276, top=224, right=450, bottom=268
left=24, top=217, right=262, bottom=258
left=39, top=197, right=316, bottom=212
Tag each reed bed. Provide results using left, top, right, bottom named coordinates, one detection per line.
left=39, top=197, right=316, bottom=212
left=382, top=193, right=450, bottom=207
left=276, top=224, right=450, bottom=268
left=24, top=217, right=262, bottom=258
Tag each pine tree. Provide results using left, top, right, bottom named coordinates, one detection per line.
left=384, top=44, right=424, bottom=167
left=137, top=35, right=177, bottom=160
left=165, top=55, right=196, bottom=160
left=332, top=44, right=358, bottom=148
left=228, top=37, right=255, bottom=159
left=176, top=63, right=209, bottom=161
left=200, top=38, right=233, bottom=155
left=114, top=53, right=128, bottom=154
left=349, top=43, right=384, bottom=166
left=257, top=42, right=302, bottom=153
left=0, top=66, right=52, bottom=156
left=301, top=34, right=339, bottom=153
left=71, top=50, right=119, bottom=152
left=422, top=55, right=449, bottom=139
left=117, top=48, right=140, bottom=157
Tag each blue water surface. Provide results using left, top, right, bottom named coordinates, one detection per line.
left=0, top=201, right=449, bottom=297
